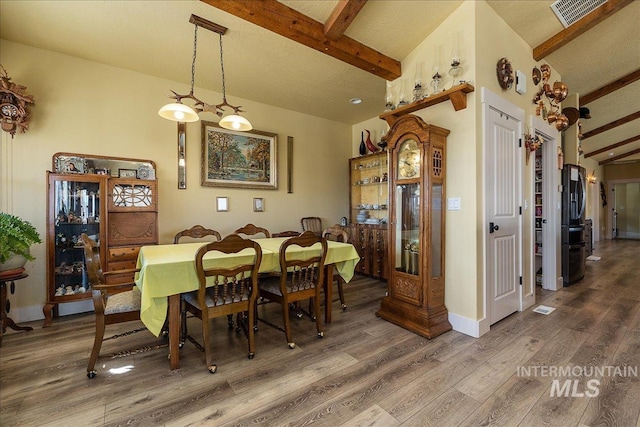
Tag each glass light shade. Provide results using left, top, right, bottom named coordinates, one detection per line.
left=219, top=114, right=252, bottom=131
left=158, top=103, right=200, bottom=122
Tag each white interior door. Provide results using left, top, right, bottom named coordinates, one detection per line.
left=483, top=91, right=523, bottom=325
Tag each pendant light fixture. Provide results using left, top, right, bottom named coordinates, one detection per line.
left=158, top=15, right=252, bottom=131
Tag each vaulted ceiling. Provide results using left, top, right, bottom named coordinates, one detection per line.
left=1, top=0, right=638, bottom=164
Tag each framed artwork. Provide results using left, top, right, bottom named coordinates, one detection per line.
left=216, top=196, right=229, bottom=212
left=253, top=198, right=264, bottom=212
left=201, top=121, right=278, bottom=189
left=118, top=168, right=138, bottom=178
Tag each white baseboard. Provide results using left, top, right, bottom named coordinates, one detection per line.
left=9, top=300, right=93, bottom=323
left=448, top=312, right=490, bottom=338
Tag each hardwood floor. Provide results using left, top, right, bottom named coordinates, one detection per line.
left=1, top=239, right=638, bottom=426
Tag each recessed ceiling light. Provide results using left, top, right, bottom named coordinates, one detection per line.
left=608, top=152, right=615, bottom=157
left=349, top=98, right=362, bottom=104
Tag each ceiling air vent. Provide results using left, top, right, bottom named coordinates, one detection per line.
left=550, top=0, right=608, bottom=28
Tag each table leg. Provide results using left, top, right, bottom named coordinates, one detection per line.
left=168, top=294, right=181, bottom=370
left=1, top=280, right=33, bottom=335
left=324, top=266, right=333, bottom=324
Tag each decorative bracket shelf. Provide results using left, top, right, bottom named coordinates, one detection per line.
left=379, top=83, right=475, bottom=125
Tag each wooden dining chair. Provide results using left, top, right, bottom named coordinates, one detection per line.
left=301, top=217, right=323, bottom=236
left=272, top=230, right=300, bottom=237
left=173, top=225, right=231, bottom=335
left=173, top=225, right=222, bottom=244
left=182, top=234, right=262, bottom=373
left=322, top=225, right=349, bottom=311
left=82, top=233, right=164, bottom=379
left=257, top=231, right=327, bottom=349
left=234, top=223, right=271, bottom=238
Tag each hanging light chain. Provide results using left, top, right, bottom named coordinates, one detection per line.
left=219, top=33, right=227, bottom=102
left=190, top=25, right=198, bottom=94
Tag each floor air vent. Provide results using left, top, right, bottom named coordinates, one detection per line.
left=550, top=0, right=607, bottom=28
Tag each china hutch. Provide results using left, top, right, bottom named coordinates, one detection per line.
left=375, top=114, right=452, bottom=339
left=44, top=153, right=158, bottom=326
left=346, top=151, right=389, bottom=280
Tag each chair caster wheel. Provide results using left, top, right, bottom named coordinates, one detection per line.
left=296, top=312, right=303, bottom=319
left=288, top=342, right=296, bottom=349
left=248, top=352, right=255, bottom=359
left=341, top=304, right=347, bottom=310
left=317, top=332, right=324, bottom=338
left=253, top=326, right=258, bottom=332
left=207, top=364, right=218, bottom=374
left=87, top=371, right=97, bottom=379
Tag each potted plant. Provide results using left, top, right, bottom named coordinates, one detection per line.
left=0, top=212, right=42, bottom=272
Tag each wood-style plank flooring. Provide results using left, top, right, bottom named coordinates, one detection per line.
left=1, top=238, right=639, bottom=426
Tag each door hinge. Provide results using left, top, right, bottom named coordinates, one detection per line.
left=519, top=138, right=522, bottom=148
left=519, top=206, right=522, bottom=215
left=519, top=276, right=523, bottom=285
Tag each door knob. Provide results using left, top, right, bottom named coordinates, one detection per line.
left=489, top=222, right=500, bottom=233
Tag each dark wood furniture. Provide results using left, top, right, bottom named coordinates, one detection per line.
left=82, top=233, right=160, bottom=379
left=376, top=114, right=451, bottom=339
left=0, top=272, right=32, bottom=344
left=257, top=231, right=327, bottom=349
left=322, top=225, right=349, bottom=310
left=173, top=225, right=222, bottom=244
left=272, top=230, right=301, bottom=237
left=301, top=217, right=322, bottom=235
left=234, top=223, right=271, bottom=238
left=345, top=223, right=388, bottom=280
left=182, top=234, right=262, bottom=373
left=44, top=153, right=158, bottom=327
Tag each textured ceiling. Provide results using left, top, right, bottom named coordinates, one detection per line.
left=1, top=0, right=638, bottom=164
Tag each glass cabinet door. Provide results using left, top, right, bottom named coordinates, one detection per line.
left=50, top=176, right=104, bottom=298
left=394, top=182, right=420, bottom=275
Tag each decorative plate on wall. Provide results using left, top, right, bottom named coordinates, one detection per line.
left=496, top=57, right=514, bottom=91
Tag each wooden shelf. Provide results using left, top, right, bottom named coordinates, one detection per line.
left=379, top=83, right=475, bottom=125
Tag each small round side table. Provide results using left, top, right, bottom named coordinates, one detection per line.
left=0, top=272, right=33, bottom=344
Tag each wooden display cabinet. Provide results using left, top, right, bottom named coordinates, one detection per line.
left=347, top=151, right=389, bottom=280
left=43, top=153, right=158, bottom=326
left=376, top=114, right=451, bottom=339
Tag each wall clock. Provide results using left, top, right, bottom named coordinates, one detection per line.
left=0, top=65, right=35, bottom=137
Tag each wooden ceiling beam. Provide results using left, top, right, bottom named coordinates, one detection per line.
left=580, top=69, right=640, bottom=105
left=599, top=147, right=640, bottom=165
left=200, top=0, right=401, bottom=80
left=582, top=111, right=640, bottom=139
left=584, top=135, right=640, bottom=158
left=324, top=0, right=367, bottom=40
left=533, top=0, right=634, bottom=61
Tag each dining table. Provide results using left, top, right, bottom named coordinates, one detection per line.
left=134, top=236, right=360, bottom=370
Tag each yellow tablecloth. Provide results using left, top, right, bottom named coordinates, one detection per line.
left=135, top=238, right=359, bottom=336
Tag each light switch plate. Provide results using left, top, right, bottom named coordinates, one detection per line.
left=447, top=197, right=461, bottom=211
left=516, top=70, right=526, bottom=94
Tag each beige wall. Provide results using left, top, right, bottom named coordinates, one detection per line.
left=1, top=39, right=351, bottom=321
left=352, top=1, right=564, bottom=333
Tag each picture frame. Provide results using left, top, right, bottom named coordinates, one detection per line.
left=253, top=197, right=264, bottom=212
left=216, top=196, right=229, bottom=212
left=55, top=155, right=86, bottom=174
left=118, top=168, right=138, bottom=179
left=201, top=121, right=278, bottom=189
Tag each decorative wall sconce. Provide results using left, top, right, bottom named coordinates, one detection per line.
left=587, top=170, right=597, bottom=184
left=158, top=15, right=252, bottom=131
left=524, top=131, right=543, bottom=165
left=177, top=123, right=187, bottom=189
left=532, top=64, right=569, bottom=131
left=0, top=65, right=35, bottom=137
